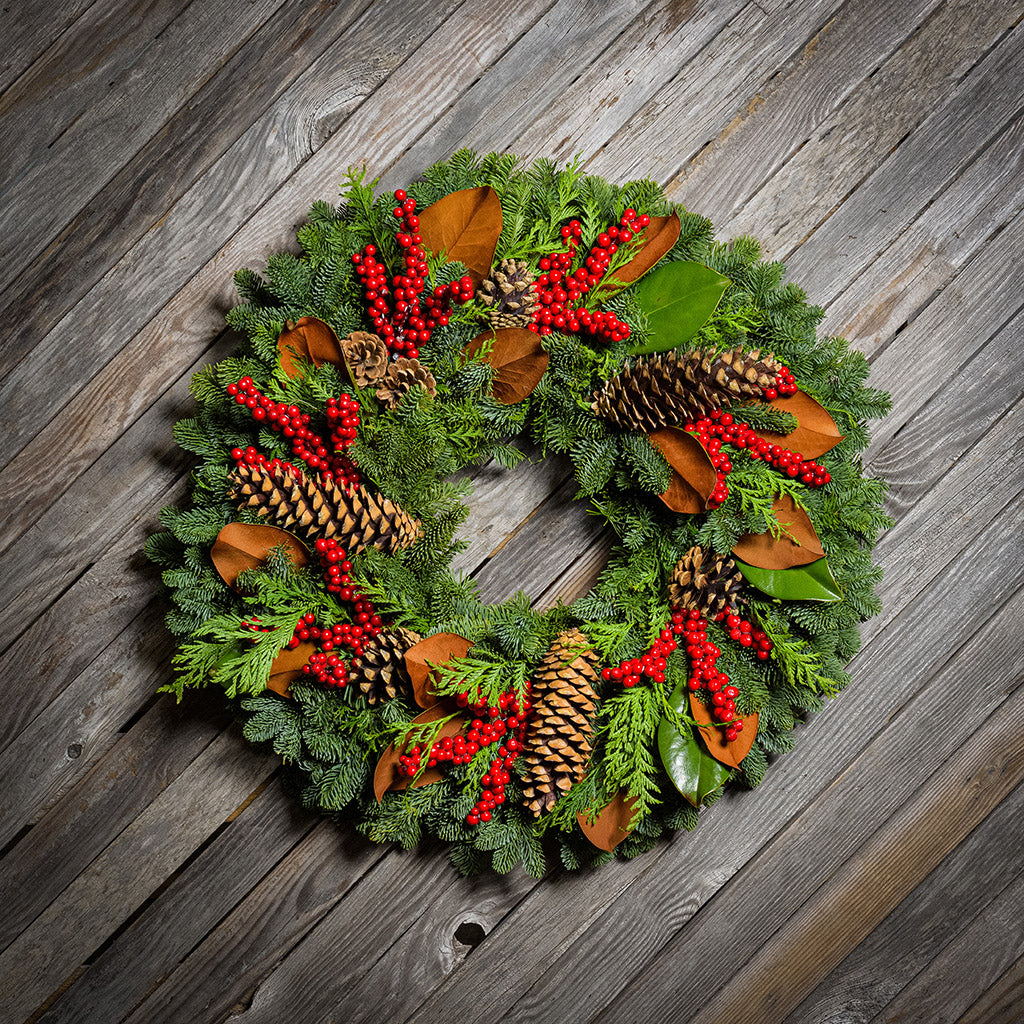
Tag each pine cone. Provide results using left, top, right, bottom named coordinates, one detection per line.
left=375, top=357, right=437, bottom=409
left=342, top=331, right=389, bottom=388
left=352, top=626, right=422, bottom=704
left=592, top=347, right=784, bottom=430
left=521, top=628, right=600, bottom=817
left=227, top=462, right=422, bottom=556
left=476, top=259, right=539, bottom=329
left=668, top=546, right=743, bottom=617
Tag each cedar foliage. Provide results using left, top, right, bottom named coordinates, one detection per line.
left=149, top=150, right=892, bottom=876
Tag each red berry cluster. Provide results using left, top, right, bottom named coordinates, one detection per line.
left=687, top=408, right=832, bottom=509
left=715, top=609, right=773, bottom=660
left=324, top=394, right=360, bottom=489
left=227, top=377, right=361, bottom=487
left=352, top=189, right=453, bottom=358
left=600, top=618, right=680, bottom=688
left=398, top=687, right=532, bottom=827
left=229, top=445, right=303, bottom=480
left=681, top=609, right=743, bottom=740
left=681, top=608, right=771, bottom=742
left=530, top=209, right=650, bottom=342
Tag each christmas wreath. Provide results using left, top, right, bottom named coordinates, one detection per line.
left=148, top=150, right=891, bottom=875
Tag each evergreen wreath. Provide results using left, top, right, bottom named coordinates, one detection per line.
left=148, top=150, right=892, bottom=876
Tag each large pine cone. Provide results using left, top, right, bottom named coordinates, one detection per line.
left=352, top=626, right=422, bottom=704
left=342, top=331, right=389, bottom=388
left=375, top=357, right=437, bottom=409
left=592, top=347, right=784, bottom=430
left=520, top=628, right=600, bottom=817
left=228, top=463, right=422, bottom=555
left=668, top=546, right=743, bottom=617
left=477, top=259, right=539, bottom=329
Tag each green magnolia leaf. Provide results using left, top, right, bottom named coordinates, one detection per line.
left=735, top=556, right=843, bottom=603
left=658, top=685, right=730, bottom=807
left=628, top=260, right=730, bottom=355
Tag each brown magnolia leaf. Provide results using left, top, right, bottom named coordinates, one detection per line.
left=277, top=316, right=344, bottom=378
left=265, top=641, right=317, bottom=698
left=466, top=328, right=550, bottom=404
left=578, top=791, right=639, bottom=852
left=648, top=427, right=718, bottom=513
left=753, top=389, right=844, bottom=459
left=211, top=522, right=309, bottom=591
left=416, top=186, right=502, bottom=286
left=690, top=693, right=759, bottom=769
left=605, top=212, right=681, bottom=292
left=403, top=632, right=473, bottom=708
left=373, top=703, right=467, bottom=801
left=732, top=493, right=824, bottom=569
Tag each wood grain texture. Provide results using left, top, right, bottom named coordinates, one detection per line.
left=1, top=2, right=1022, bottom=1022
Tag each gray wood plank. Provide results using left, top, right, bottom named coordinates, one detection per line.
left=863, top=207, right=1024, bottom=459
left=35, top=779, right=318, bottom=1024
left=779, top=20, right=1024, bottom=302
left=0, top=0, right=374, bottom=379
left=714, top=0, right=1020, bottom=259
left=681, top=667, right=1024, bottom=1024
left=671, top=0, right=944, bottom=221
left=867, top=871, right=1024, bottom=1022
left=788, top=779, right=1024, bottom=1024
left=0, top=0, right=289, bottom=297
left=0, top=696, right=228, bottom=951
left=957, top=955, right=1024, bottom=1024
left=0, top=727, right=276, bottom=1023
left=823, top=111, right=1024, bottom=354
left=0, top=0, right=97, bottom=95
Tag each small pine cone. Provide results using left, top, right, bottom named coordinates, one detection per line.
left=375, top=357, right=437, bottom=409
left=683, top=347, right=784, bottom=405
left=352, top=626, right=422, bottom=704
left=592, top=347, right=786, bottom=431
left=342, top=331, right=389, bottom=387
left=591, top=350, right=699, bottom=431
left=668, top=546, right=743, bottom=618
left=477, top=259, right=539, bottom=328
left=227, top=462, right=422, bottom=555
left=520, top=628, right=600, bottom=818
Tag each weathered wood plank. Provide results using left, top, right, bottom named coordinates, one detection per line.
left=585, top=0, right=842, bottom=186
left=0, top=0, right=97, bottom=94
left=787, top=782, right=1024, bottom=1023
left=0, top=696, right=228, bottom=951
left=957, top=954, right=1024, bottom=1024
left=823, top=111, right=1024, bottom=354
left=389, top=0, right=749, bottom=175
left=0, top=0, right=191, bottom=171
left=0, top=0, right=366, bottom=393
left=395, top=405, right=1023, bottom=1024
left=0, top=727, right=276, bottom=1023
left=863, top=207, right=1024, bottom=458
left=35, top=779, right=317, bottom=1024
left=672, top=0, right=943, bottom=219
left=779, top=21, right=1024, bottom=300
left=873, top=304, right=1023, bottom=519
left=682, top=681, right=1024, bottom=1023
left=713, top=0, right=1020, bottom=259
left=0, top=0, right=290, bottom=299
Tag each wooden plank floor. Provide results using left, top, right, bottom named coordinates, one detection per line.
left=1, top=1, right=1021, bottom=1021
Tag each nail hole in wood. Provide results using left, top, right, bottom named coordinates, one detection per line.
left=454, top=921, right=486, bottom=949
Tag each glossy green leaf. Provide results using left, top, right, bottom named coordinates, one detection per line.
left=658, top=685, right=730, bottom=807
left=628, top=261, right=730, bottom=355
left=735, top=555, right=843, bottom=603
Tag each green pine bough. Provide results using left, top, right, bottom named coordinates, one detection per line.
left=148, top=150, right=892, bottom=876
